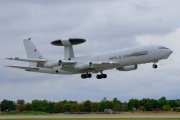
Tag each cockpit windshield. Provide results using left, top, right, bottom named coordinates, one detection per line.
left=159, top=46, right=169, bottom=49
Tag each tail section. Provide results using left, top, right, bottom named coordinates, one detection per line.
left=23, top=38, right=45, bottom=67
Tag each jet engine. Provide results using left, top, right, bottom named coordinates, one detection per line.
left=44, top=60, right=62, bottom=68
left=117, top=65, right=138, bottom=71
left=74, top=62, right=92, bottom=70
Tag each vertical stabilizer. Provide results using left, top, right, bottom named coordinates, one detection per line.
left=23, top=38, right=44, bottom=67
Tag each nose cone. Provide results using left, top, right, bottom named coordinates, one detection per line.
left=162, top=49, right=173, bottom=59
left=169, top=49, right=173, bottom=54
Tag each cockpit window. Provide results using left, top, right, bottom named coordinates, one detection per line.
left=159, top=46, right=169, bottom=49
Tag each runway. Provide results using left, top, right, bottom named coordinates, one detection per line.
left=0, top=114, right=180, bottom=119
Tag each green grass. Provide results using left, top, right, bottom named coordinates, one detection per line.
left=0, top=118, right=180, bottom=120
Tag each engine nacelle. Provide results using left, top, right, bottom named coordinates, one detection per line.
left=117, top=65, right=138, bottom=71
left=74, top=62, right=92, bottom=70
left=44, top=60, right=62, bottom=68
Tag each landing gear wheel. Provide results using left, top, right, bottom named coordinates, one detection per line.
left=81, top=74, right=87, bottom=79
left=96, top=75, right=102, bottom=79
left=81, top=74, right=92, bottom=79
left=96, top=74, right=107, bottom=79
left=153, top=64, right=158, bottom=69
left=87, top=74, right=92, bottom=78
left=81, top=74, right=86, bottom=79
left=102, top=74, right=107, bottom=78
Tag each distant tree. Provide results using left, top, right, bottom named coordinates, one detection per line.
left=169, top=100, right=178, bottom=108
left=46, top=102, right=55, bottom=113
left=32, top=100, right=40, bottom=111
left=144, top=101, right=152, bottom=111
left=162, top=105, right=171, bottom=111
left=1, top=99, right=9, bottom=112
left=128, top=99, right=138, bottom=110
left=62, top=100, right=68, bottom=104
left=16, top=99, right=25, bottom=112
left=177, top=100, right=180, bottom=107
left=17, top=99, right=25, bottom=105
left=83, top=100, right=92, bottom=112
left=106, top=100, right=113, bottom=110
left=102, top=97, right=107, bottom=102
left=41, top=100, right=49, bottom=112
left=138, top=106, right=145, bottom=111
left=122, top=102, right=128, bottom=111
left=2, top=97, right=180, bottom=113
left=55, top=101, right=64, bottom=113
left=150, top=99, right=159, bottom=110
left=114, top=102, right=121, bottom=111
left=0, top=99, right=16, bottom=112
left=62, top=100, right=77, bottom=105
left=113, top=98, right=122, bottom=111
left=25, top=103, right=34, bottom=111
left=158, top=97, right=167, bottom=108
left=69, top=101, right=78, bottom=104
left=16, top=104, right=25, bottom=112
left=98, top=98, right=108, bottom=112
left=63, top=104, right=71, bottom=112
left=91, top=102, right=99, bottom=112
left=139, top=98, right=160, bottom=111
left=77, top=103, right=84, bottom=112
left=71, top=104, right=77, bottom=112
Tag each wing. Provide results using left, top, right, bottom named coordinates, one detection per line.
left=61, top=61, right=119, bottom=73
left=6, top=57, right=47, bottom=63
left=90, top=61, right=119, bottom=72
left=6, top=66, right=39, bottom=71
left=6, top=57, right=47, bottom=67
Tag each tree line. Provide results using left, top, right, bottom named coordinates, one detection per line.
left=0, top=97, right=180, bottom=113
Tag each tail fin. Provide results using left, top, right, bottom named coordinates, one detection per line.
left=23, top=38, right=45, bottom=67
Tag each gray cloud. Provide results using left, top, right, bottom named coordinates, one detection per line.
left=0, top=0, right=180, bottom=102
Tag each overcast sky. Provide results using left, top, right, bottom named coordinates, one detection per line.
left=0, top=0, right=180, bottom=103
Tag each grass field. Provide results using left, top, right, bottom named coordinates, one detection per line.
left=0, top=117, right=180, bottom=120
left=0, top=112, right=180, bottom=120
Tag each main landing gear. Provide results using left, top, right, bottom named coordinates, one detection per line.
left=96, top=74, right=107, bottom=79
left=96, top=72, right=107, bottom=79
left=81, top=72, right=107, bottom=79
left=81, top=73, right=92, bottom=79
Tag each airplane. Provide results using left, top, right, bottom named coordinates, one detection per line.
left=6, top=38, right=173, bottom=79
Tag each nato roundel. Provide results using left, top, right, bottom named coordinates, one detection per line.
left=51, top=38, right=86, bottom=46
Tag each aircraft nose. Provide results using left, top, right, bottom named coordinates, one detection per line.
left=169, top=49, right=173, bottom=54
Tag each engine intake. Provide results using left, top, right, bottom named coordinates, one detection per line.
left=117, top=65, right=138, bottom=71
left=44, top=60, right=62, bottom=68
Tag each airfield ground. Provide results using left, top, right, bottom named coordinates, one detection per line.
left=0, top=112, right=180, bottom=119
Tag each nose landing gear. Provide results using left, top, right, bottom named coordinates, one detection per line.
left=152, top=61, right=158, bottom=69
left=153, top=64, right=158, bottom=69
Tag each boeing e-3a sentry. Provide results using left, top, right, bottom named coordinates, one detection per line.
left=6, top=38, right=173, bottom=79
